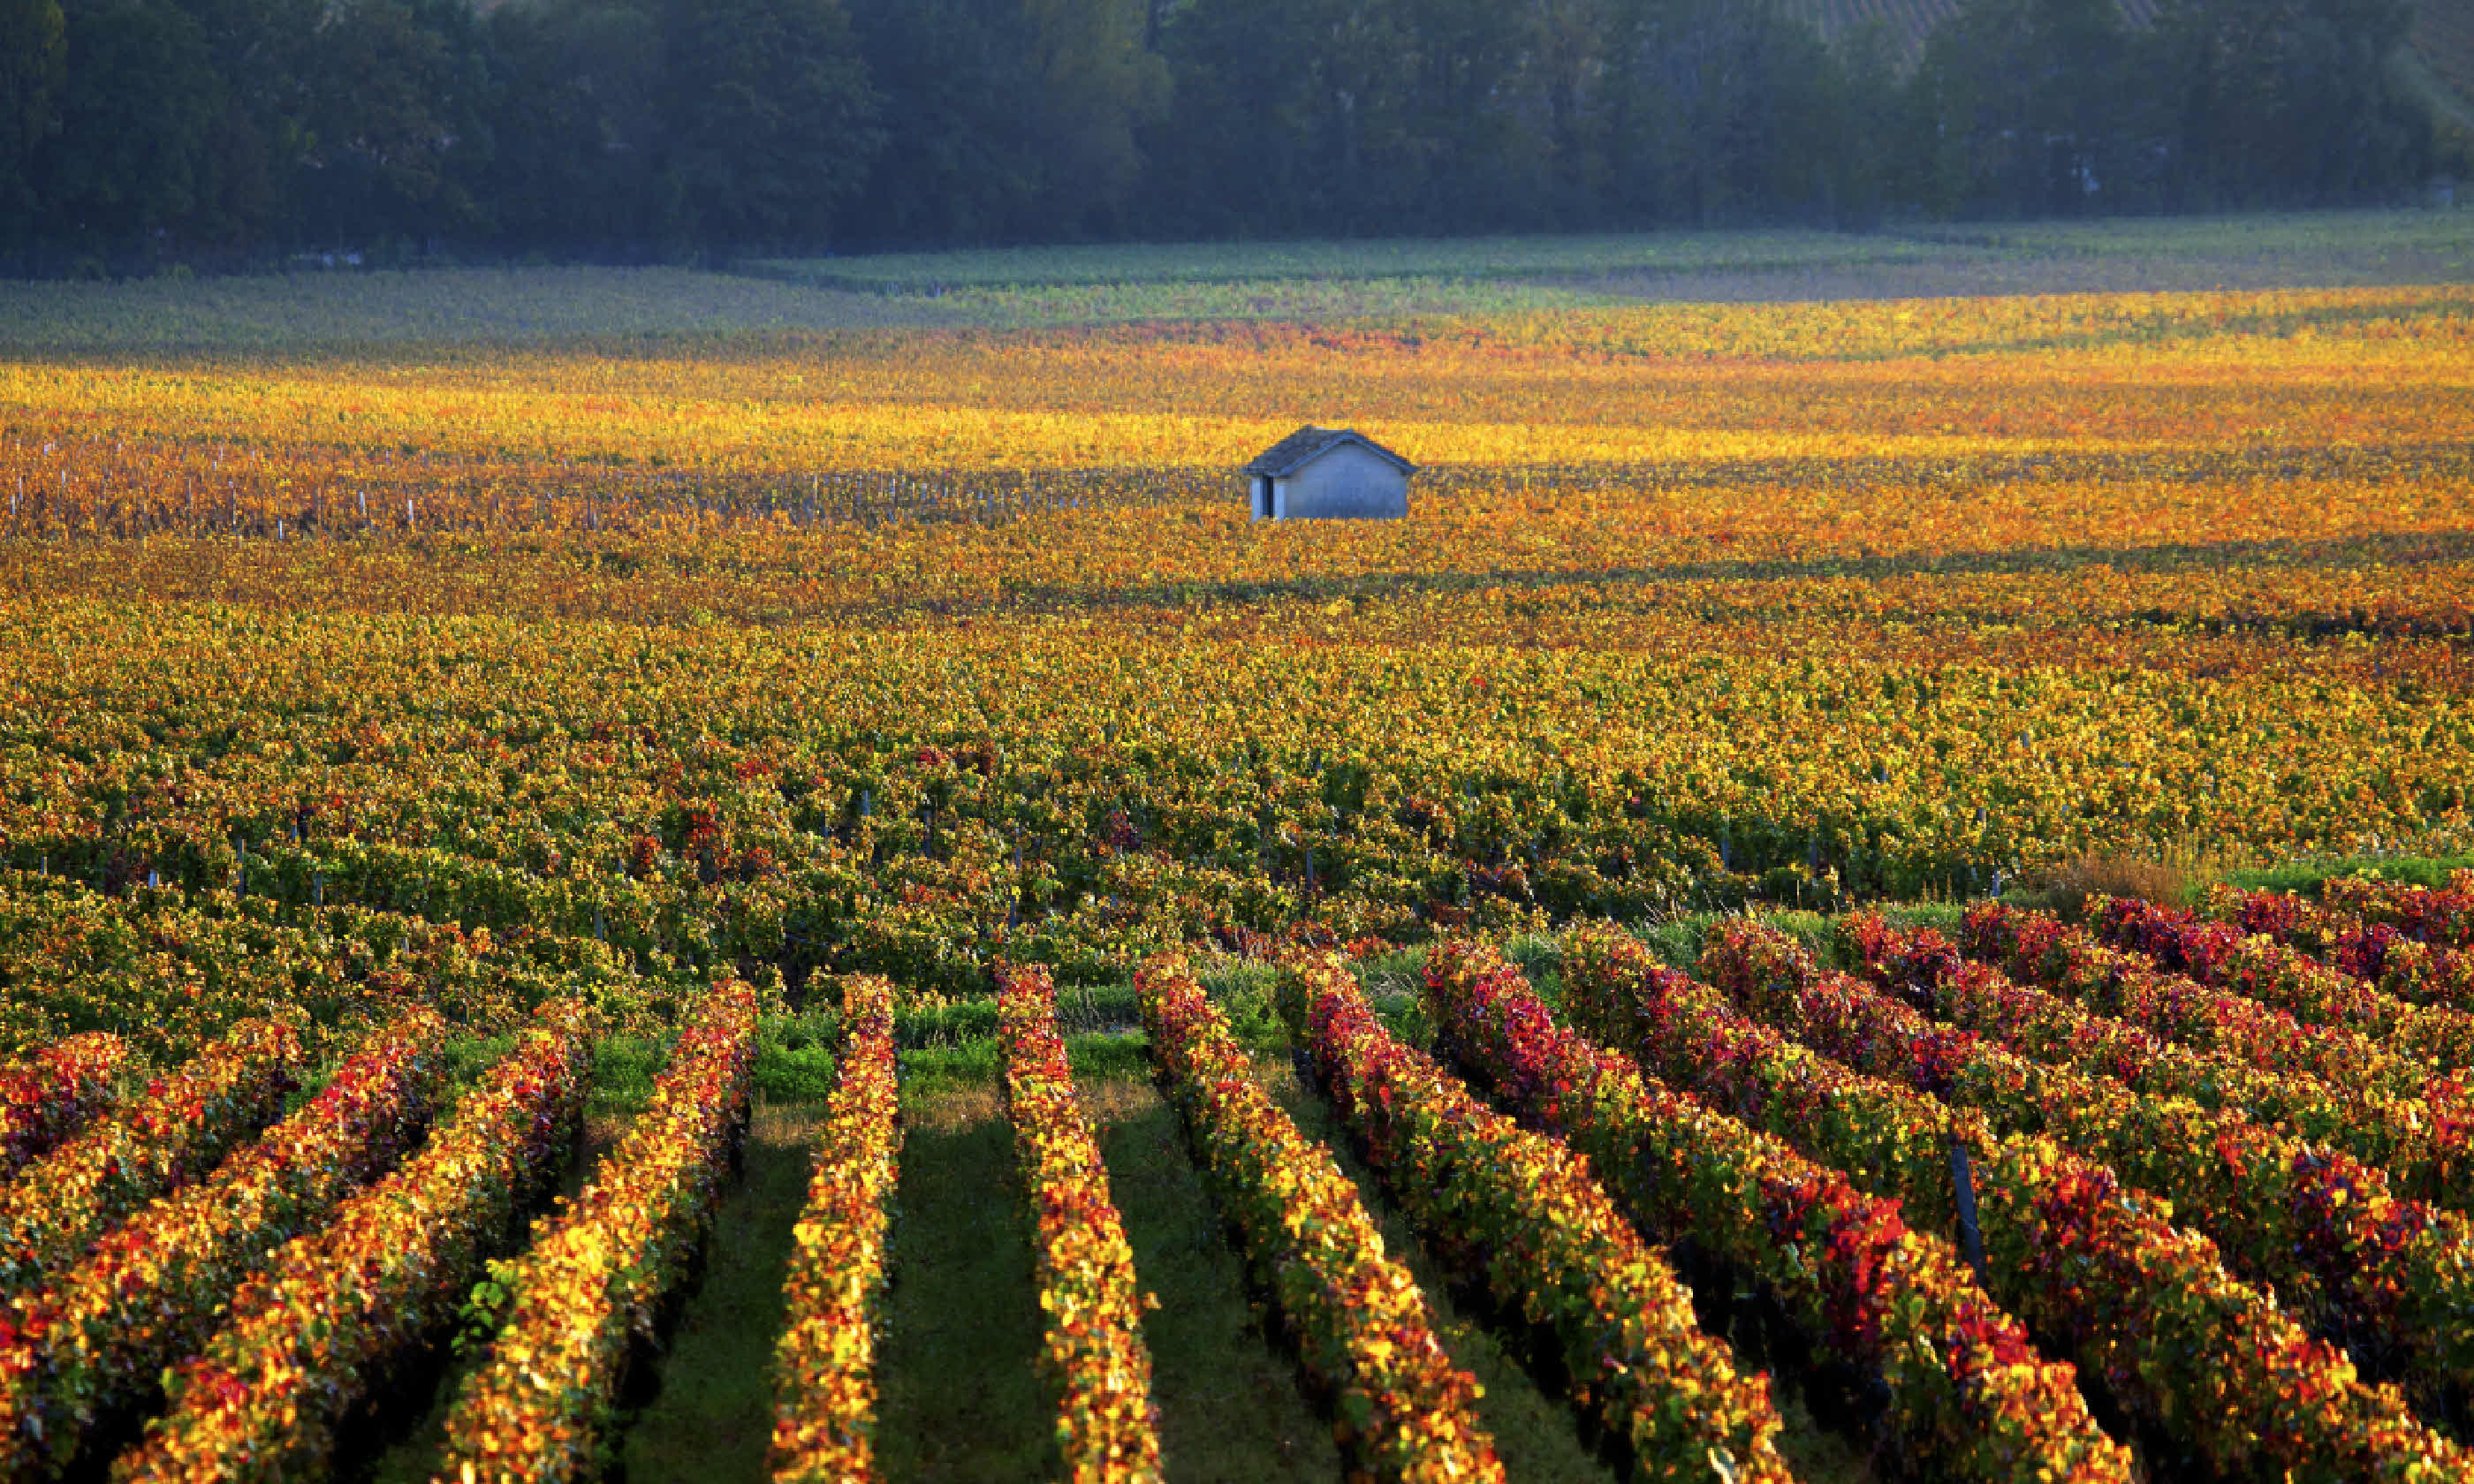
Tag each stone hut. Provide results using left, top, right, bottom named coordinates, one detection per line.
left=1244, top=427, right=1414, bottom=520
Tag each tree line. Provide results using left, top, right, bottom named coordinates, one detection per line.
left=0, top=0, right=2447, bottom=273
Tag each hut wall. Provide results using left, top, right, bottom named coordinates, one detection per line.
left=1274, top=444, right=1408, bottom=519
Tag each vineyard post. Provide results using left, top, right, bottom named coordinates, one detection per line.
left=1948, top=1137, right=1987, bottom=1283
left=1632, top=1144, right=1666, bottom=1220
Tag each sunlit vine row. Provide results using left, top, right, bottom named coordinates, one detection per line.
left=768, top=974, right=900, bottom=1484
left=118, top=999, right=596, bottom=1481
left=1702, top=920, right=2474, bottom=1403
left=1417, top=940, right=2129, bottom=1481
left=1557, top=926, right=2459, bottom=1479
left=2205, top=884, right=2474, bottom=1011
left=996, top=963, right=1161, bottom=1483
left=2327, top=872, right=2474, bottom=948
left=432, top=981, right=755, bottom=1484
left=1962, top=902, right=2467, bottom=1116
left=0, top=1017, right=301, bottom=1294
left=2091, top=895, right=2474, bottom=1070
left=0, top=1011, right=447, bottom=1479
left=1131, top=953, right=1502, bottom=1481
left=1841, top=913, right=2474, bottom=1219
left=1281, top=954, right=1793, bottom=1480
left=0, top=1033, right=125, bottom=1180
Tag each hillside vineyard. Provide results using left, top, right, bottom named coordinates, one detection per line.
left=0, top=272, right=2468, bottom=1479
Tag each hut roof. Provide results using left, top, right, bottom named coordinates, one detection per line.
left=1243, top=427, right=1415, bottom=477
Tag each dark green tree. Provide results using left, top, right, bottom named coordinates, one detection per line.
left=1904, top=0, right=2132, bottom=217
left=1814, top=19, right=1904, bottom=226
left=0, top=0, right=2450, bottom=267
left=1388, top=0, right=1534, bottom=228
left=1021, top=0, right=1170, bottom=233
left=291, top=0, right=495, bottom=250
left=0, top=0, right=65, bottom=238
left=1514, top=0, right=1620, bottom=227
left=170, top=0, right=317, bottom=248
left=1145, top=0, right=1343, bottom=238
left=34, top=0, right=226, bottom=258
left=1605, top=0, right=1841, bottom=226
left=1155, top=0, right=1486, bottom=236
left=2144, top=0, right=2427, bottom=208
left=658, top=0, right=882, bottom=250
left=842, top=0, right=1048, bottom=243
left=481, top=0, right=664, bottom=251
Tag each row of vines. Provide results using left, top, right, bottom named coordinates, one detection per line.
left=0, top=854, right=2469, bottom=1476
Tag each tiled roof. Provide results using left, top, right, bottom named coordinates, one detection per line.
left=1243, top=426, right=1415, bottom=476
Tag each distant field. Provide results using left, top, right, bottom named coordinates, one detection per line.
left=0, top=267, right=956, bottom=357
left=0, top=212, right=2463, bottom=356
left=755, top=210, right=2474, bottom=323
left=1911, top=211, right=2474, bottom=259
left=744, top=230, right=1961, bottom=291
left=775, top=212, right=2474, bottom=287
left=736, top=231, right=1959, bottom=329
left=766, top=274, right=1615, bottom=326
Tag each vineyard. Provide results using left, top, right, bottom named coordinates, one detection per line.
left=0, top=223, right=2470, bottom=1478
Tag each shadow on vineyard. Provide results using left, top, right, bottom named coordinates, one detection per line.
left=618, top=1105, right=828, bottom=1483
left=1086, top=1086, right=1339, bottom=1482
left=1009, top=523, right=2474, bottom=639
left=868, top=1100, right=1051, bottom=1481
